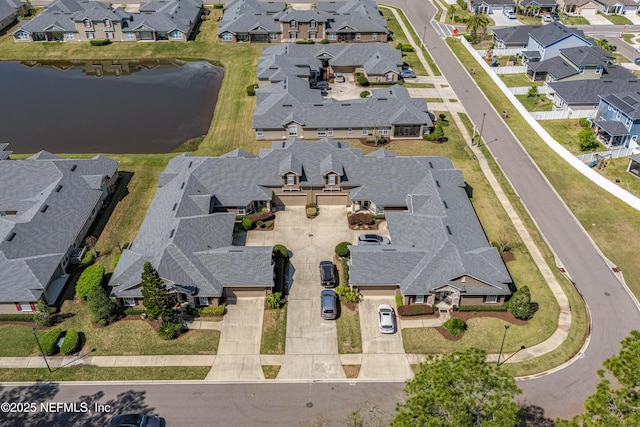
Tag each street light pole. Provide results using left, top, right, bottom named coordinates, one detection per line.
left=32, top=327, right=52, bottom=373
left=422, top=26, right=427, bottom=45
left=499, top=345, right=526, bottom=366
left=478, top=112, right=486, bottom=145
left=497, top=324, right=509, bottom=365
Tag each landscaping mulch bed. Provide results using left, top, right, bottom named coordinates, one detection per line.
left=343, top=301, right=358, bottom=312
left=502, top=251, right=516, bottom=262
left=434, top=326, right=464, bottom=341
left=397, top=313, right=439, bottom=321
left=358, top=138, right=389, bottom=147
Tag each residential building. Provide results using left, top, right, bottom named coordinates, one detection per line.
left=13, top=0, right=203, bottom=43
left=254, top=43, right=434, bottom=140
left=218, top=0, right=388, bottom=43
left=559, top=0, right=600, bottom=15
left=526, top=45, right=611, bottom=82
left=548, top=75, right=640, bottom=111
left=521, top=22, right=591, bottom=63
left=470, top=0, right=515, bottom=14
left=592, top=0, right=637, bottom=15
left=0, top=146, right=118, bottom=313
left=110, top=139, right=512, bottom=307
left=589, top=91, right=640, bottom=149
left=493, top=25, right=540, bottom=49
left=518, top=0, right=558, bottom=13
left=0, top=0, right=24, bottom=33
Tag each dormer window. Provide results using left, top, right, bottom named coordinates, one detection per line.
left=104, top=19, right=112, bottom=28
left=286, top=174, right=296, bottom=186
left=290, top=20, right=296, bottom=28
left=310, top=20, right=316, bottom=28
left=84, top=19, right=91, bottom=28
left=327, top=174, right=336, bottom=185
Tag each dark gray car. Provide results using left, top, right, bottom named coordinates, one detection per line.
left=319, top=261, right=337, bottom=287
left=109, top=414, right=165, bottom=427
left=321, top=289, right=338, bottom=320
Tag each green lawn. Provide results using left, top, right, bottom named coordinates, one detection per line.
left=499, top=74, right=541, bottom=88
left=337, top=301, right=362, bottom=354
left=604, top=14, right=632, bottom=25
left=0, top=366, right=210, bottom=382
left=594, top=158, right=640, bottom=199
left=0, top=325, right=41, bottom=356
left=515, top=94, right=553, bottom=112
left=562, top=15, right=590, bottom=25
left=539, top=119, right=607, bottom=155
left=260, top=306, right=287, bottom=354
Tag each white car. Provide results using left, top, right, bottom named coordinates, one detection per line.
left=377, top=304, right=396, bottom=334
left=506, top=11, right=517, bottom=19
left=335, top=73, right=345, bottom=83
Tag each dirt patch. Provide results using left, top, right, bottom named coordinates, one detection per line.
left=502, top=251, right=516, bottom=262
left=344, top=301, right=358, bottom=312
left=454, top=311, right=528, bottom=326
left=343, top=364, right=361, bottom=378
left=358, top=138, right=389, bottom=147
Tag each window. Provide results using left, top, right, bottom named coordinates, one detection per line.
left=16, top=32, right=29, bottom=40
left=106, top=31, right=114, bottom=40
left=362, top=128, right=368, bottom=136
left=317, top=128, right=327, bottom=136
left=65, top=33, right=74, bottom=40
left=578, top=67, right=584, bottom=74
left=289, top=32, right=297, bottom=40
left=616, top=111, right=621, bottom=120
left=84, top=19, right=91, bottom=28
left=328, top=33, right=336, bottom=41
left=0, top=211, right=17, bottom=217
left=18, top=303, right=33, bottom=312
left=309, top=32, right=316, bottom=39
left=381, top=128, right=389, bottom=136
left=290, top=20, right=296, bottom=28
left=86, top=32, right=95, bottom=40
left=327, top=128, right=333, bottom=136
left=126, top=32, right=135, bottom=40
left=286, top=174, right=296, bottom=186
left=348, top=127, right=352, bottom=134
left=626, top=118, right=632, bottom=127
left=270, top=33, right=278, bottom=41
left=372, top=33, right=377, bottom=40
left=198, top=297, right=209, bottom=306
left=355, top=33, right=361, bottom=40
left=485, top=295, right=498, bottom=304
left=310, top=20, right=316, bottom=28
left=221, top=32, right=233, bottom=41
left=104, top=19, right=112, bottom=28
left=170, top=30, right=183, bottom=40
left=123, top=298, right=136, bottom=307
left=386, top=73, right=394, bottom=81
left=257, top=129, right=263, bottom=138
left=595, top=66, right=602, bottom=75
left=327, top=174, right=336, bottom=185
left=238, top=206, right=246, bottom=215
left=415, top=295, right=425, bottom=304
left=288, top=125, right=297, bottom=136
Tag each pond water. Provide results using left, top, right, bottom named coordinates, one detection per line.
left=0, top=59, right=223, bottom=154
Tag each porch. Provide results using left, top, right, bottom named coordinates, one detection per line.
left=591, top=119, right=630, bottom=148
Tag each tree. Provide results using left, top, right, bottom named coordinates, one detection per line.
left=433, top=124, right=445, bottom=142
left=467, top=13, right=490, bottom=43
left=447, top=5, right=456, bottom=23
left=76, top=264, right=105, bottom=299
left=527, top=85, right=538, bottom=99
left=578, top=128, right=599, bottom=152
left=33, top=299, right=52, bottom=326
left=596, top=38, right=616, bottom=53
left=508, top=285, right=533, bottom=320
left=87, top=285, right=118, bottom=325
left=141, top=261, right=173, bottom=321
left=392, top=348, right=521, bottom=427
left=556, top=330, right=640, bottom=427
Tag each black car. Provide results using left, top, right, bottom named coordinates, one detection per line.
left=109, top=414, right=166, bottom=427
left=310, top=81, right=330, bottom=90
left=319, top=260, right=337, bottom=287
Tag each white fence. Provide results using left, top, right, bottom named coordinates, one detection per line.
left=477, top=48, right=523, bottom=57
left=576, top=147, right=636, bottom=164
left=460, top=36, right=640, bottom=211
left=492, top=65, right=527, bottom=74
left=510, top=86, right=552, bottom=95
left=531, top=109, right=596, bottom=120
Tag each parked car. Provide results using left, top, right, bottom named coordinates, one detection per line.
left=635, top=58, right=640, bottom=65
left=358, top=234, right=390, bottom=245
left=310, top=81, right=329, bottom=89
left=505, top=11, right=517, bottom=19
left=377, top=304, right=396, bottom=334
left=542, top=14, right=552, bottom=22
left=109, top=414, right=165, bottom=427
left=321, top=289, right=338, bottom=320
left=335, top=73, right=345, bottom=83
left=319, top=261, right=337, bottom=288
left=550, top=12, right=560, bottom=21
left=399, top=69, right=416, bottom=79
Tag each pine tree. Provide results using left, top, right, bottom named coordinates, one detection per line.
left=141, top=261, right=173, bottom=321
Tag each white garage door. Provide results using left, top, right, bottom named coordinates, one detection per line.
left=581, top=7, right=597, bottom=15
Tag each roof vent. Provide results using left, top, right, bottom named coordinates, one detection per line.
left=55, top=185, right=63, bottom=192
left=169, top=229, right=175, bottom=238
left=172, top=203, right=178, bottom=211
left=381, top=248, right=396, bottom=252
left=180, top=182, right=185, bottom=189
left=446, top=225, right=452, bottom=235
left=377, top=98, right=387, bottom=101
left=283, top=104, right=293, bottom=107
left=313, top=103, right=323, bottom=106
left=40, top=205, right=49, bottom=213
left=341, top=103, right=351, bottom=106
left=429, top=161, right=433, bottom=168
left=229, top=249, right=244, bottom=253
left=435, top=179, right=440, bottom=187
left=6, top=232, right=16, bottom=242
left=70, top=164, right=77, bottom=171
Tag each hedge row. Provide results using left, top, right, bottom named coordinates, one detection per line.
left=398, top=304, right=434, bottom=317
left=123, top=307, right=146, bottom=316
left=455, top=305, right=508, bottom=312
left=76, top=264, right=105, bottom=298
left=0, top=314, right=36, bottom=322
left=60, top=329, right=80, bottom=355
left=40, top=327, right=63, bottom=356
left=89, top=39, right=111, bottom=46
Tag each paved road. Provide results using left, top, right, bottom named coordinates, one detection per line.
left=0, top=382, right=403, bottom=426
left=385, top=0, right=640, bottom=419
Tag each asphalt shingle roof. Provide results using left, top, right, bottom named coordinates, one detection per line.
left=549, top=77, right=640, bottom=106
left=600, top=91, right=640, bottom=119
left=493, top=25, right=540, bottom=46
left=0, top=151, right=117, bottom=303
left=0, top=0, right=20, bottom=24
left=528, top=22, right=587, bottom=48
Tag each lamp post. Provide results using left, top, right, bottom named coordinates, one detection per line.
left=497, top=324, right=509, bottom=366
left=422, top=26, right=427, bottom=45
left=499, top=345, right=526, bottom=366
left=478, top=112, right=486, bottom=145
left=32, top=327, right=52, bottom=373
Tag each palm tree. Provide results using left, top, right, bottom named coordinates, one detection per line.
left=595, top=38, right=616, bottom=53
left=467, top=13, right=490, bottom=43
left=447, top=5, right=456, bottom=23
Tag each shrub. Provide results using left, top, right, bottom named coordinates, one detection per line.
left=579, top=129, right=598, bottom=151
left=76, top=264, right=105, bottom=298
left=266, top=292, right=286, bottom=309
left=60, top=329, right=80, bottom=355
left=359, top=91, right=370, bottom=98
left=274, top=244, right=288, bottom=257
left=395, top=294, right=403, bottom=308
left=395, top=43, right=414, bottom=52
left=340, top=257, right=349, bottom=286
left=157, top=321, right=183, bottom=340
left=88, top=285, right=119, bottom=326
left=335, top=241, right=351, bottom=258
left=33, top=300, right=53, bottom=326
left=348, top=212, right=374, bottom=226
left=457, top=305, right=508, bottom=312
left=295, top=39, right=314, bottom=44
left=123, top=307, right=146, bottom=316
left=0, top=314, right=36, bottom=322
left=579, top=118, right=590, bottom=129
left=80, top=251, right=94, bottom=267
left=256, top=220, right=264, bottom=228
left=335, top=284, right=349, bottom=296
left=112, top=253, right=122, bottom=269
left=443, top=317, right=467, bottom=336
left=432, top=124, right=445, bottom=142
left=213, top=3, right=224, bottom=8
left=197, top=304, right=226, bottom=317
left=242, top=217, right=254, bottom=230
left=508, top=286, right=533, bottom=320
left=246, top=84, right=256, bottom=96
left=320, top=38, right=329, bottom=44
left=89, top=39, right=111, bottom=46
left=249, top=211, right=275, bottom=222
left=39, top=327, right=63, bottom=356
left=343, top=289, right=360, bottom=303
left=356, top=75, right=369, bottom=86
left=306, top=207, right=317, bottom=216
left=397, top=304, right=434, bottom=317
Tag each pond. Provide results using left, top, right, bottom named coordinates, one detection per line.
left=0, top=59, right=223, bottom=154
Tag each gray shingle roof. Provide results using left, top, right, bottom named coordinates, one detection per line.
left=549, top=77, right=640, bottom=106
left=471, top=0, right=515, bottom=6
left=0, top=151, right=117, bottom=303
left=493, top=25, right=540, bottom=46
left=0, top=0, right=20, bottom=24
left=600, top=91, right=640, bottom=119
left=560, top=45, right=610, bottom=67
left=520, top=0, right=557, bottom=6
left=592, top=119, right=629, bottom=136
left=528, top=56, right=579, bottom=80
left=218, top=0, right=286, bottom=35
left=528, top=22, right=588, bottom=48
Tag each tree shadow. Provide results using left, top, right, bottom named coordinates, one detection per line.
left=86, top=171, right=134, bottom=242
left=0, top=385, right=155, bottom=427
left=517, top=403, right=555, bottom=427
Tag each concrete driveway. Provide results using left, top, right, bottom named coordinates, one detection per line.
left=246, top=206, right=359, bottom=379
left=491, top=13, right=521, bottom=27
left=358, top=297, right=413, bottom=380
left=582, top=13, right=613, bottom=25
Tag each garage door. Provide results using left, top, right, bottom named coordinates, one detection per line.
left=223, top=287, right=267, bottom=302
left=273, top=194, right=307, bottom=208
left=316, top=194, right=348, bottom=206
left=358, top=286, right=398, bottom=296
left=581, top=7, right=596, bottom=15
